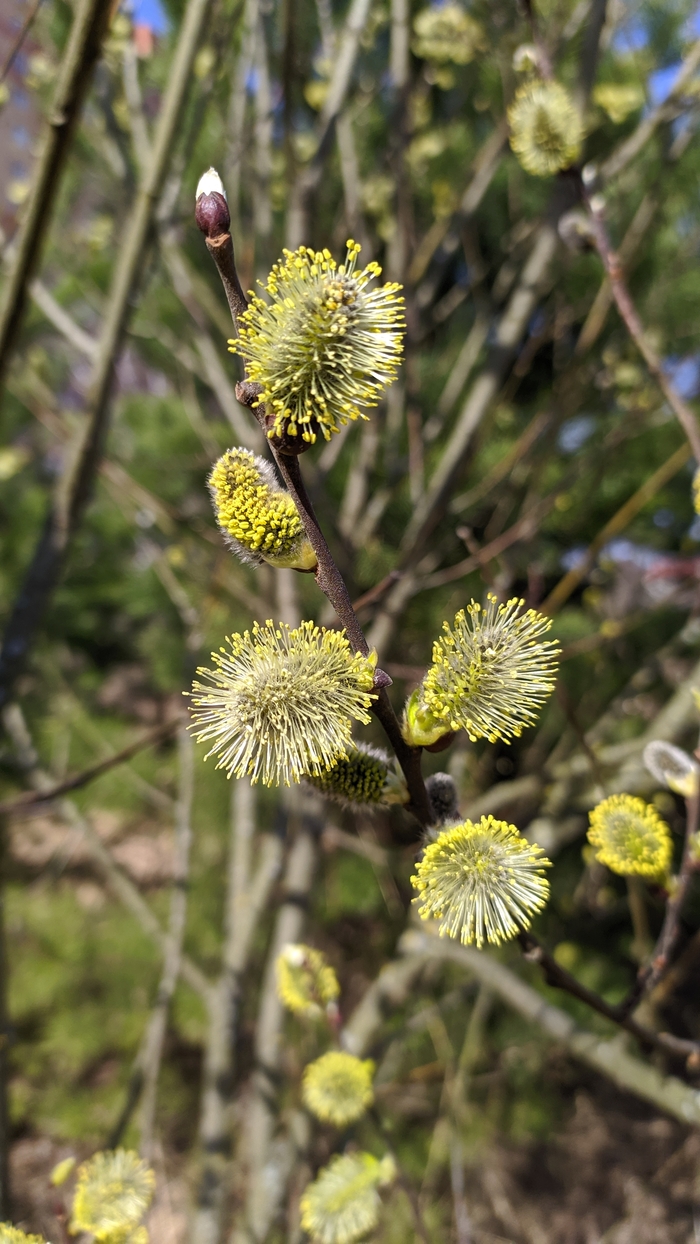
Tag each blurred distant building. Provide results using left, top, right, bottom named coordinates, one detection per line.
left=0, top=0, right=42, bottom=238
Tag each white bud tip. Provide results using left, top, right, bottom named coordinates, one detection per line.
left=282, top=944, right=305, bottom=966
left=196, top=166, right=227, bottom=201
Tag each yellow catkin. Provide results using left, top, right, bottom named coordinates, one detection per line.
left=302, top=1052, right=375, bottom=1125
left=276, top=944, right=340, bottom=1019
left=508, top=80, right=582, bottom=176
left=412, top=815, right=551, bottom=947
left=403, top=595, right=559, bottom=748
left=190, top=620, right=376, bottom=786
left=229, top=242, right=405, bottom=443
left=70, top=1150, right=155, bottom=1241
left=300, top=1153, right=396, bottom=1244
left=587, top=794, right=672, bottom=878
left=208, top=448, right=316, bottom=570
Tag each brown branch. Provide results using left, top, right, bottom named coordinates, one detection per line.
left=0, top=0, right=112, bottom=393
left=618, top=791, right=700, bottom=1017
left=275, top=452, right=433, bottom=830
left=578, top=174, right=700, bottom=464
left=422, top=494, right=556, bottom=591
left=204, top=233, right=249, bottom=335
left=403, top=929, right=700, bottom=1126
left=0, top=0, right=44, bottom=84
left=517, top=929, right=700, bottom=1064
left=0, top=719, right=180, bottom=817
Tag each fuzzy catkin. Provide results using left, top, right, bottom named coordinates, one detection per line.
left=230, top=242, right=404, bottom=443
left=208, top=448, right=317, bottom=570
left=190, top=620, right=376, bottom=786
left=412, top=815, right=551, bottom=947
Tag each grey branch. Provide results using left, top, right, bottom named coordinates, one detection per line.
left=401, top=930, right=700, bottom=1129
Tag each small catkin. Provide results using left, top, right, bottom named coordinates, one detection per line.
left=587, top=794, right=672, bottom=878
left=412, top=815, right=551, bottom=947
left=508, top=80, right=582, bottom=176
left=403, top=595, right=559, bottom=748
left=305, top=742, right=407, bottom=808
left=208, top=448, right=317, bottom=570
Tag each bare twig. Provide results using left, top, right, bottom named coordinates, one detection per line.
left=0, top=816, right=10, bottom=1216
left=137, top=727, right=195, bottom=1160
left=238, top=802, right=320, bottom=1243
left=0, top=0, right=219, bottom=718
left=0, top=718, right=180, bottom=816
left=122, top=35, right=152, bottom=175
left=598, top=39, right=700, bottom=184
left=402, top=929, right=700, bottom=1126
left=0, top=0, right=111, bottom=390
left=579, top=176, right=700, bottom=464
left=285, top=0, right=374, bottom=248
left=29, top=277, right=98, bottom=357
left=516, top=928, right=700, bottom=1062
left=619, top=790, right=700, bottom=1016
left=0, top=0, right=44, bottom=84
left=192, top=780, right=282, bottom=1244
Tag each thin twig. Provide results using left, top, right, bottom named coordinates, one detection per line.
left=0, top=0, right=44, bottom=84
left=517, top=928, right=700, bottom=1062
left=137, top=727, right=195, bottom=1160
left=0, top=0, right=111, bottom=393
left=0, top=815, right=10, bottom=1216
left=238, top=805, right=319, bottom=1242
left=403, top=929, right=700, bottom=1125
left=0, top=0, right=219, bottom=719
left=192, top=781, right=282, bottom=1244
left=0, top=718, right=180, bottom=817
left=618, top=790, right=700, bottom=1016
left=578, top=174, right=700, bottom=464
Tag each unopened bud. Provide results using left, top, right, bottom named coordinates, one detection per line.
left=195, top=166, right=230, bottom=237
left=643, top=739, right=700, bottom=800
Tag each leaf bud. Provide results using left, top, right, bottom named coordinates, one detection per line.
left=195, top=166, right=230, bottom=237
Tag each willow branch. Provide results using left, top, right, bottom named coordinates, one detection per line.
left=271, top=452, right=433, bottom=830
left=137, top=727, right=194, bottom=1160
left=402, top=929, right=700, bottom=1127
left=238, top=807, right=319, bottom=1243
left=285, top=0, right=374, bottom=248
left=0, top=718, right=179, bottom=816
left=598, top=39, right=700, bottom=184
left=618, top=790, right=700, bottom=1017
left=0, top=0, right=219, bottom=719
left=201, top=222, right=433, bottom=832
left=579, top=175, right=700, bottom=464
left=516, top=929, right=700, bottom=1063
left=0, top=0, right=111, bottom=393
left=192, top=780, right=282, bottom=1244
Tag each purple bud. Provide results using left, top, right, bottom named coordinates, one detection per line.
left=196, top=191, right=230, bottom=238
left=373, top=668, right=393, bottom=690
left=195, top=167, right=230, bottom=237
